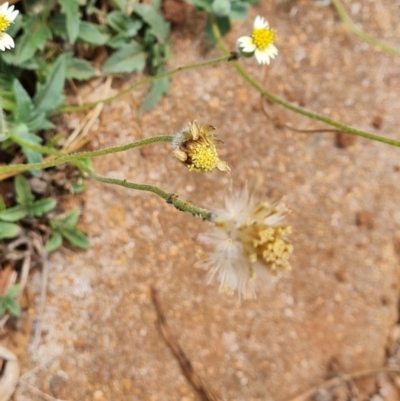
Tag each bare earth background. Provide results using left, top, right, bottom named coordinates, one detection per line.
left=12, top=0, right=400, bottom=400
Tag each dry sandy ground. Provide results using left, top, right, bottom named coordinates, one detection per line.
left=11, top=0, right=400, bottom=400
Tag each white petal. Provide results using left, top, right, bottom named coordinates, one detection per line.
left=263, top=44, right=278, bottom=59
left=0, top=3, right=18, bottom=23
left=0, top=33, right=14, bottom=50
left=7, top=9, right=19, bottom=22
left=268, top=43, right=279, bottom=56
left=254, top=45, right=278, bottom=64
left=0, top=3, right=9, bottom=13
left=237, top=36, right=256, bottom=53
left=254, top=15, right=269, bottom=30
left=254, top=49, right=271, bottom=64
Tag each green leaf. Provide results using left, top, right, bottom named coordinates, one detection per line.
left=60, top=227, right=89, bottom=249
left=139, top=77, right=169, bottom=114
left=26, top=112, right=52, bottom=132
left=0, top=90, right=15, bottom=111
left=12, top=80, right=33, bottom=123
left=110, top=0, right=127, bottom=10
left=58, top=0, right=80, bottom=43
left=101, top=43, right=146, bottom=74
left=205, top=15, right=231, bottom=43
left=23, top=147, right=43, bottom=167
left=13, top=18, right=52, bottom=65
left=106, top=11, right=130, bottom=34
left=229, top=1, right=249, bottom=20
left=61, top=208, right=79, bottom=228
left=0, top=205, right=28, bottom=222
left=107, top=34, right=130, bottom=49
left=66, top=56, right=96, bottom=81
left=49, top=14, right=68, bottom=40
left=33, top=55, right=66, bottom=115
left=185, top=0, right=212, bottom=12
left=130, top=3, right=170, bottom=42
left=78, top=21, right=110, bottom=46
left=44, top=232, right=63, bottom=253
left=5, top=299, right=20, bottom=317
left=106, top=11, right=143, bottom=37
left=152, top=0, right=162, bottom=10
left=6, top=285, right=20, bottom=299
left=17, top=132, right=43, bottom=173
left=28, top=198, right=57, bottom=217
left=14, top=175, right=34, bottom=206
left=0, top=222, right=20, bottom=239
left=0, top=196, right=5, bottom=212
left=70, top=180, right=87, bottom=194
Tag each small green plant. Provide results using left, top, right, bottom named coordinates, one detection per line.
left=0, top=0, right=171, bottom=119
left=45, top=208, right=89, bottom=252
left=0, top=175, right=56, bottom=221
left=1, top=57, right=66, bottom=168
left=0, top=174, right=88, bottom=250
left=0, top=195, right=20, bottom=240
left=0, top=284, right=21, bottom=318
left=0, top=175, right=56, bottom=240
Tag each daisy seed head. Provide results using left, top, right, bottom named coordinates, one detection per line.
left=172, top=121, right=230, bottom=173
left=237, top=16, right=278, bottom=65
left=199, top=187, right=293, bottom=299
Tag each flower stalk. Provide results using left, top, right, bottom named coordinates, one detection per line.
left=6, top=134, right=212, bottom=220
left=210, top=15, right=400, bottom=149
left=0, top=134, right=174, bottom=175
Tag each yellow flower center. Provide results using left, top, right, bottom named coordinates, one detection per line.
left=0, top=15, right=11, bottom=32
left=252, top=28, right=275, bottom=50
left=189, top=142, right=220, bottom=172
left=243, top=224, right=292, bottom=272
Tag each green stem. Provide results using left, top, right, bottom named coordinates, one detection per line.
left=7, top=136, right=212, bottom=220
left=210, top=17, right=400, bottom=148
left=41, top=0, right=56, bottom=23
left=83, top=170, right=212, bottom=220
left=331, top=0, right=400, bottom=58
left=233, top=65, right=400, bottom=147
left=1, top=134, right=173, bottom=174
left=59, top=55, right=234, bottom=113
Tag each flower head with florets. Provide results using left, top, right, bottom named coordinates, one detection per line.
left=173, top=121, right=230, bottom=173
left=200, top=187, right=293, bottom=299
left=237, top=16, right=278, bottom=65
left=0, top=2, right=19, bottom=51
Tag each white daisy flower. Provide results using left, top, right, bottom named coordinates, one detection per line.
left=200, top=187, right=293, bottom=299
left=0, top=2, right=19, bottom=51
left=237, top=16, right=278, bottom=65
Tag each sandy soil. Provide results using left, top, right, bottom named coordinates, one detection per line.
left=11, top=0, right=400, bottom=400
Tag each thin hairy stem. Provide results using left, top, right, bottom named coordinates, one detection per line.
left=210, top=17, right=400, bottom=148
left=0, top=134, right=173, bottom=174
left=83, top=169, right=212, bottom=220
left=331, top=0, right=400, bottom=58
left=59, top=55, right=234, bottom=113
left=8, top=136, right=212, bottom=220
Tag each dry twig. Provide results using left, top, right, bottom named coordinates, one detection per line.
left=150, top=286, right=222, bottom=401
left=29, top=234, right=49, bottom=352
left=260, top=68, right=339, bottom=135
left=288, top=367, right=400, bottom=401
left=0, top=346, right=20, bottom=401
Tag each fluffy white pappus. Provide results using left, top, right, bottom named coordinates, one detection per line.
left=199, top=187, right=292, bottom=300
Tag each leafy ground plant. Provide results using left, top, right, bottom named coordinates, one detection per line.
left=0, top=0, right=172, bottom=251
